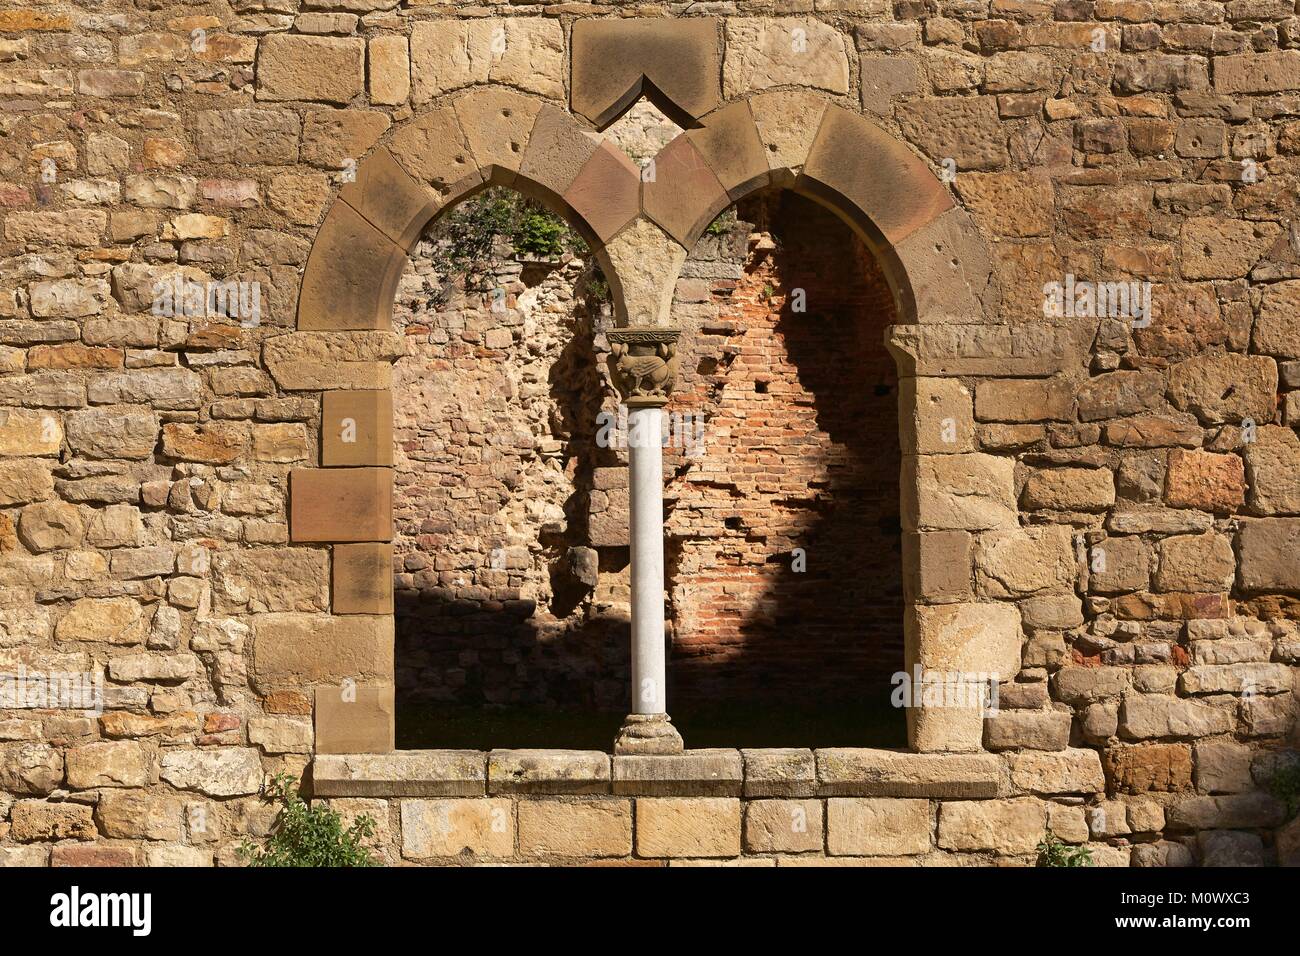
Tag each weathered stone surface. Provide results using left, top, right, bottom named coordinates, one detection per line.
left=401, top=798, right=513, bottom=859
left=975, top=526, right=1075, bottom=597
left=0, top=744, right=63, bottom=796
left=635, top=797, right=741, bottom=858
left=290, top=468, right=391, bottom=542
left=1214, top=50, right=1300, bottom=94
left=983, top=709, right=1072, bottom=751
left=159, top=748, right=262, bottom=797
left=1168, top=353, right=1277, bottom=425
left=827, top=798, right=930, bottom=856
left=1244, top=427, right=1300, bottom=515
left=263, top=331, right=403, bottom=391
left=1165, top=449, right=1245, bottom=513
left=410, top=19, right=563, bottom=103
left=1077, top=370, right=1166, bottom=422
left=10, top=801, right=95, bottom=841
left=313, top=751, right=485, bottom=797
left=65, top=741, right=148, bottom=789
left=1119, top=694, right=1233, bottom=740
left=488, top=750, right=610, bottom=795
left=613, top=750, right=742, bottom=796
left=903, top=454, right=1017, bottom=531
left=937, top=798, right=1044, bottom=854
left=55, top=597, right=145, bottom=645
left=322, top=390, right=393, bottom=467
left=1021, top=467, right=1115, bottom=512
left=314, top=684, right=394, bottom=754
left=907, top=601, right=1022, bottom=676
left=65, top=406, right=158, bottom=460
left=816, top=750, right=1002, bottom=798
left=251, top=613, right=392, bottom=690
left=897, top=96, right=1008, bottom=171
left=18, top=500, right=84, bottom=552
left=723, top=18, right=849, bottom=98
left=1154, top=533, right=1235, bottom=592
left=1238, top=519, right=1300, bottom=592
left=1009, top=749, right=1105, bottom=794
left=257, top=35, right=364, bottom=104
left=212, top=548, right=329, bottom=613
left=518, top=799, right=632, bottom=858
left=741, top=749, right=815, bottom=798
left=1103, top=743, right=1194, bottom=793
left=743, top=799, right=823, bottom=853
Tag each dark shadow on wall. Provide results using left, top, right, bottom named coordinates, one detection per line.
left=664, top=190, right=906, bottom=740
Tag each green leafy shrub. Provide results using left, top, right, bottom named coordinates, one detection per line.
left=1035, top=830, right=1094, bottom=867
left=237, top=774, right=378, bottom=867
left=1268, top=760, right=1300, bottom=821
left=513, top=209, right=569, bottom=258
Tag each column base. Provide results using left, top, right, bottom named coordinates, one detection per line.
left=613, top=713, right=684, bottom=755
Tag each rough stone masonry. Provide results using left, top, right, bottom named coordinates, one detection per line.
left=0, top=0, right=1298, bottom=867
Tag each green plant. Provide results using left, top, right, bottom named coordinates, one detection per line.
left=237, top=774, right=378, bottom=867
left=704, top=209, right=737, bottom=237
left=1267, top=760, right=1300, bottom=821
left=1035, top=830, right=1094, bottom=867
left=513, top=209, right=569, bottom=258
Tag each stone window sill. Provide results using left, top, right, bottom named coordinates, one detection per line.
left=311, top=748, right=1003, bottom=799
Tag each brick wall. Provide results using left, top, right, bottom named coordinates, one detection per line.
left=667, top=192, right=903, bottom=707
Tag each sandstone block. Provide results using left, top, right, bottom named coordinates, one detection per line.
left=252, top=613, right=392, bottom=690
left=827, top=798, right=930, bottom=856
left=314, top=684, right=394, bottom=754
left=937, top=797, right=1044, bottom=854
left=258, top=35, right=364, bottom=104
left=740, top=748, right=815, bottom=797
left=906, top=601, right=1022, bottom=677
left=723, top=17, right=848, bottom=98
left=1165, top=449, right=1245, bottom=513
left=1238, top=519, right=1300, bottom=592
left=322, top=390, right=393, bottom=466
left=1009, top=748, right=1105, bottom=794
left=635, top=797, right=741, bottom=858
left=410, top=18, right=562, bottom=103
left=902, top=453, right=1017, bottom=531
left=401, top=798, right=513, bottom=859
left=488, top=750, right=610, bottom=795
left=518, top=800, right=632, bottom=858
left=159, top=748, right=262, bottom=797
left=333, top=542, right=393, bottom=615
left=289, top=467, right=392, bottom=543
left=313, top=751, right=484, bottom=797
left=1244, top=426, right=1300, bottom=515
left=975, top=525, right=1076, bottom=597
left=744, top=799, right=824, bottom=853
left=1119, top=694, right=1233, bottom=740
left=1021, top=467, right=1115, bottom=512
left=65, top=741, right=148, bottom=789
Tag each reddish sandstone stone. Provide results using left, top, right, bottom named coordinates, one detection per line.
left=1164, top=448, right=1245, bottom=513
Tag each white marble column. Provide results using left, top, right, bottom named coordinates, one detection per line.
left=609, top=328, right=684, bottom=755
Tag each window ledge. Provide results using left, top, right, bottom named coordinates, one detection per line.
left=311, top=748, right=1003, bottom=799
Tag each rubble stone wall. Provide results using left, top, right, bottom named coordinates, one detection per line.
left=0, top=1, right=1297, bottom=866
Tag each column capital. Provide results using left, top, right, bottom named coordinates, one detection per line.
left=608, top=326, right=681, bottom=408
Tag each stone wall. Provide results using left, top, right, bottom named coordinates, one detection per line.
left=0, top=0, right=1298, bottom=866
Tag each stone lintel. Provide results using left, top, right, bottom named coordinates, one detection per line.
left=740, top=748, right=816, bottom=797
left=815, top=749, right=1004, bottom=798
left=487, top=750, right=612, bottom=795
left=886, top=323, right=1091, bottom=378
left=311, top=751, right=486, bottom=797
left=612, top=749, right=744, bottom=796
